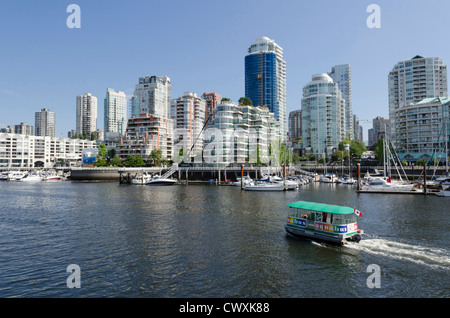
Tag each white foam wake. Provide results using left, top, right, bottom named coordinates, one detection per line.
left=346, top=238, right=450, bottom=271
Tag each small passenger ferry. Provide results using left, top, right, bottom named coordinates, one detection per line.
left=285, top=201, right=363, bottom=245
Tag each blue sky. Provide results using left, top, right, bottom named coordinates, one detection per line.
left=1, top=0, right=449, bottom=141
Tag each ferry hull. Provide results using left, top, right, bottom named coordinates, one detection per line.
left=285, top=224, right=362, bottom=245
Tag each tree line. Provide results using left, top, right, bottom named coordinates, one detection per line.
left=93, top=145, right=169, bottom=167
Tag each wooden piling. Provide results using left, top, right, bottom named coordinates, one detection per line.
left=357, top=163, right=361, bottom=191
left=423, top=163, right=427, bottom=195
left=241, top=164, right=244, bottom=189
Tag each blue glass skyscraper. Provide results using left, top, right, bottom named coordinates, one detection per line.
left=245, top=37, right=287, bottom=139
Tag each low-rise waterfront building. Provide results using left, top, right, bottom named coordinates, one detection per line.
left=0, top=133, right=96, bottom=168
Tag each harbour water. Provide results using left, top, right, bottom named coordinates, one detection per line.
left=0, top=181, right=449, bottom=298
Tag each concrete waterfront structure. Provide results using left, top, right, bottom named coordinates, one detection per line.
left=0, top=133, right=96, bottom=168
left=245, top=36, right=287, bottom=139
left=76, top=93, right=98, bottom=136
left=35, top=108, right=55, bottom=137
left=301, top=73, right=345, bottom=157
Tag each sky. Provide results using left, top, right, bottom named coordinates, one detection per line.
left=1, top=0, right=450, bottom=142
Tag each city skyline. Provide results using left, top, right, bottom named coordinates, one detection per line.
left=1, top=0, right=450, bottom=142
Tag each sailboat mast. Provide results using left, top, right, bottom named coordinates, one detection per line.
left=446, top=117, right=449, bottom=175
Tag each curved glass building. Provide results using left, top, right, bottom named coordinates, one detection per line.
left=245, top=37, right=286, bottom=140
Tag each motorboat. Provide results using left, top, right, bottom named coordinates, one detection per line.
left=19, top=173, right=44, bottom=182
left=341, top=177, right=356, bottom=185
left=284, top=179, right=299, bottom=190
left=132, top=172, right=152, bottom=185
left=243, top=180, right=285, bottom=191
left=285, top=200, right=364, bottom=245
left=320, top=176, right=333, bottom=183
left=320, top=173, right=337, bottom=183
left=145, top=174, right=176, bottom=185
left=0, top=171, right=8, bottom=180
left=361, top=177, right=418, bottom=191
left=3, top=171, right=26, bottom=181
left=44, top=173, right=62, bottom=181
left=233, top=175, right=253, bottom=187
left=436, top=185, right=450, bottom=197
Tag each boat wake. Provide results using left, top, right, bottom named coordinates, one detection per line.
left=345, top=238, right=450, bottom=271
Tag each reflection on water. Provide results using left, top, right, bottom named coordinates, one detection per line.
left=0, top=181, right=449, bottom=297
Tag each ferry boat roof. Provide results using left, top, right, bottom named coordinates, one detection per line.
left=286, top=201, right=356, bottom=215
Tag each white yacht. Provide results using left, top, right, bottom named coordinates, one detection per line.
left=4, top=171, right=26, bottom=181
left=19, top=173, right=44, bottom=182
left=132, top=172, right=152, bottom=185
left=341, top=177, right=356, bottom=185
left=43, top=173, right=62, bottom=181
left=244, top=181, right=285, bottom=191
left=0, top=171, right=8, bottom=181
left=361, top=177, right=418, bottom=191
left=436, top=185, right=450, bottom=197
left=145, top=174, right=176, bottom=185
left=284, top=179, right=299, bottom=190
left=320, top=175, right=334, bottom=183
left=233, top=176, right=253, bottom=187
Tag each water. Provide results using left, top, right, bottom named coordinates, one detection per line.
left=0, top=181, right=449, bottom=298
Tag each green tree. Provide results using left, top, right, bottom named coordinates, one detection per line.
left=238, top=97, right=253, bottom=106
left=415, top=158, right=426, bottom=166
left=374, top=138, right=393, bottom=163
left=94, top=144, right=108, bottom=167
left=134, top=155, right=145, bottom=167
left=124, top=155, right=136, bottom=167
left=307, top=153, right=316, bottom=162
left=149, top=149, right=163, bottom=166
left=255, top=144, right=262, bottom=166
left=110, top=155, right=122, bottom=167
left=339, top=138, right=366, bottom=158
left=331, top=149, right=349, bottom=163
left=90, top=131, right=98, bottom=141
left=221, top=97, right=231, bottom=102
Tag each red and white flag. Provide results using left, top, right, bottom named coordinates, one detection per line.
left=354, top=209, right=363, bottom=217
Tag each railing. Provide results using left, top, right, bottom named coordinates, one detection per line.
left=161, top=164, right=179, bottom=179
